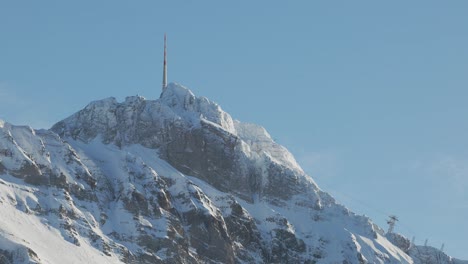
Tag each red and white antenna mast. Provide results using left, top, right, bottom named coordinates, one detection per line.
left=162, top=33, right=167, bottom=91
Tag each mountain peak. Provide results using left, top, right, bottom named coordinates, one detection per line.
left=51, top=83, right=308, bottom=202
left=160, top=82, right=195, bottom=101
left=1, top=82, right=464, bottom=263
left=160, top=82, right=237, bottom=134
left=52, top=82, right=236, bottom=142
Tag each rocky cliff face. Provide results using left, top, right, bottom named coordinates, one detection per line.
left=0, top=83, right=464, bottom=263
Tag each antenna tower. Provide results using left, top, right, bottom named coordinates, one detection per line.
left=162, top=33, right=167, bottom=91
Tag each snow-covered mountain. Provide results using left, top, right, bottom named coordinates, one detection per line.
left=0, top=83, right=465, bottom=263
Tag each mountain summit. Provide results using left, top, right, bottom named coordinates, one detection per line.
left=52, top=83, right=310, bottom=204
left=0, top=83, right=465, bottom=263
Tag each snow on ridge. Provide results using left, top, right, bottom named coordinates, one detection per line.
left=160, top=82, right=236, bottom=133
left=158, top=83, right=304, bottom=173
left=85, top=97, right=118, bottom=109
left=158, top=83, right=305, bottom=173
left=234, top=121, right=304, bottom=173
left=0, top=123, right=39, bottom=171
left=0, top=119, right=4, bottom=128
left=124, top=95, right=146, bottom=104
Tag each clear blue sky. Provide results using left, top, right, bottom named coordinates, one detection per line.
left=1, top=1, right=467, bottom=259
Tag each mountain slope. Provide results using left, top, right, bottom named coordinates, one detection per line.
left=0, top=83, right=464, bottom=263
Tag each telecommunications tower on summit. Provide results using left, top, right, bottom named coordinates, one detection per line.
left=162, top=33, right=167, bottom=91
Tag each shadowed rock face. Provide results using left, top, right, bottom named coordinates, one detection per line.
left=11, top=162, right=48, bottom=186
left=387, top=233, right=411, bottom=253
left=183, top=209, right=235, bottom=263
left=0, top=162, right=6, bottom=174
left=159, top=120, right=256, bottom=202
left=10, top=162, right=41, bottom=178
